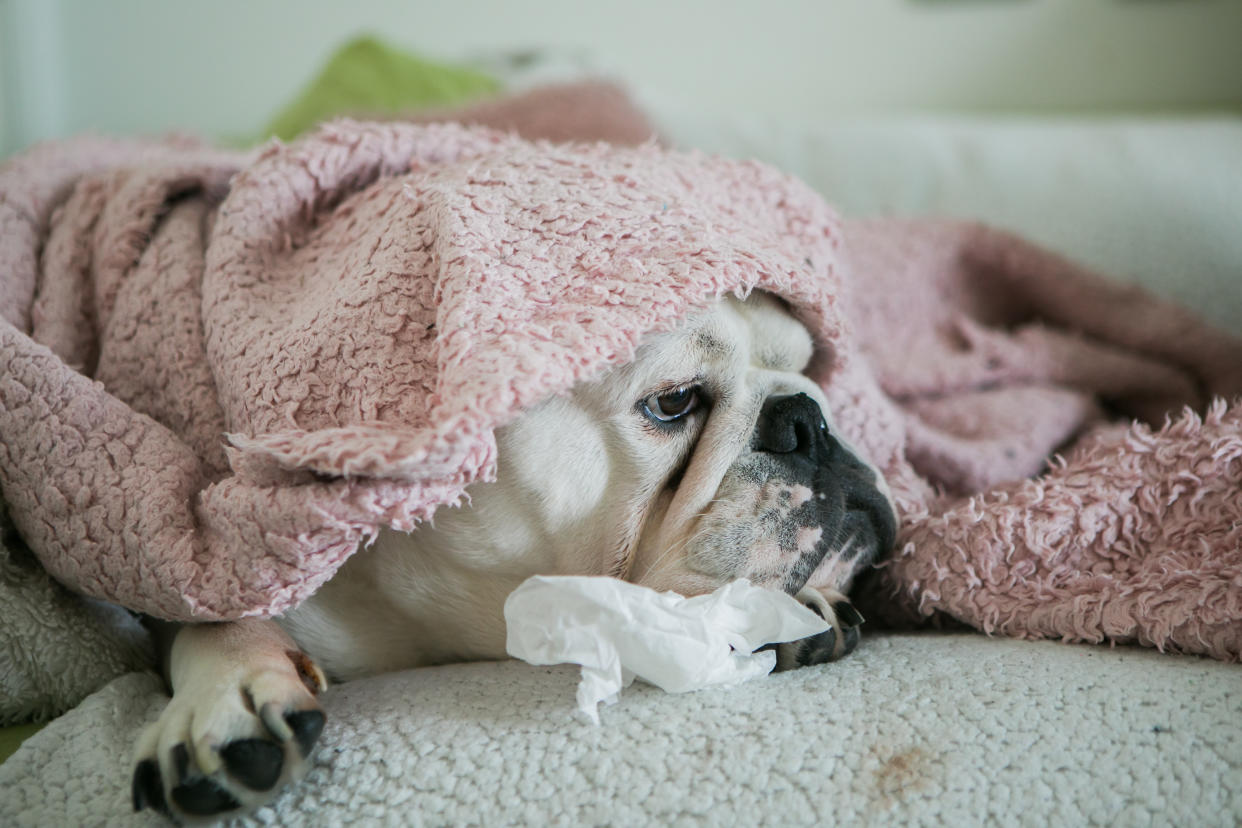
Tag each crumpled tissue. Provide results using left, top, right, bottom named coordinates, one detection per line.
left=504, top=575, right=829, bottom=723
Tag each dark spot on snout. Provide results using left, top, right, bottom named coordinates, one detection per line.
left=695, top=330, right=736, bottom=361
left=748, top=393, right=897, bottom=594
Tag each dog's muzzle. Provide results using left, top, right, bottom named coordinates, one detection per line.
left=752, top=392, right=898, bottom=593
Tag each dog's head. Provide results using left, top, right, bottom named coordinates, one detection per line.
left=488, top=292, right=896, bottom=604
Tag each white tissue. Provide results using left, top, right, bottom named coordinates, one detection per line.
left=504, top=575, right=829, bottom=723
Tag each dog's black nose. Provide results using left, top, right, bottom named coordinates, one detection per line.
left=753, top=393, right=828, bottom=455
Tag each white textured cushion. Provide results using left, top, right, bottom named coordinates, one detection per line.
left=2, top=634, right=1238, bottom=825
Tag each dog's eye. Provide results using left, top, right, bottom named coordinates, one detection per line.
left=642, top=385, right=702, bottom=423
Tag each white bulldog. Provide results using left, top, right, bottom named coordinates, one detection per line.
left=131, top=292, right=896, bottom=821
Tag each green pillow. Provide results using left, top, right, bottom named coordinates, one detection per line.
left=0, top=721, right=46, bottom=767
left=261, top=35, right=501, bottom=141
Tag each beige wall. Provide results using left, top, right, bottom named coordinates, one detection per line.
left=0, top=12, right=7, bottom=156
left=3, top=0, right=1242, bottom=155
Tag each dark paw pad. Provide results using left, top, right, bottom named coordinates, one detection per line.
left=171, top=741, right=191, bottom=781
left=794, top=626, right=838, bottom=667
left=842, top=624, right=861, bottom=656
left=171, top=776, right=242, bottom=816
left=131, top=758, right=171, bottom=816
left=221, top=738, right=284, bottom=791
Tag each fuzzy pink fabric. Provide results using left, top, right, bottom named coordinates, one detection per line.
left=840, top=221, right=1242, bottom=661
left=1, top=121, right=1239, bottom=661
left=401, top=81, right=659, bottom=146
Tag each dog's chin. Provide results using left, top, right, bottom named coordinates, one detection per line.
left=632, top=462, right=897, bottom=597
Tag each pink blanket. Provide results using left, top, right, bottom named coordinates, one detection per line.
left=1, top=120, right=1239, bottom=660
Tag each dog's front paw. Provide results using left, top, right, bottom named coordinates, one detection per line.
left=131, top=648, right=326, bottom=822
left=773, top=587, right=864, bottom=671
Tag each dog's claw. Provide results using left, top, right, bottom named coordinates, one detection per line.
left=285, top=709, right=326, bottom=759
left=132, top=758, right=170, bottom=816
left=773, top=587, right=865, bottom=671
left=171, top=776, right=242, bottom=816
left=833, top=600, right=864, bottom=628
left=843, top=625, right=861, bottom=655
left=221, top=738, right=285, bottom=791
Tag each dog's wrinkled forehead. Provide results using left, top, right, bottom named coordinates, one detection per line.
left=590, top=292, right=815, bottom=404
